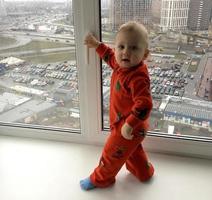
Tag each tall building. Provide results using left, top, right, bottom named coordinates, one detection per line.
left=210, top=7, right=212, bottom=23
left=152, top=0, right=162, bottom=23
left=109, top=0, right=152, bottom=31
left=209, top=79, right=212, bottom=101
left=209, top=23, right=212, bottom=38
left=0, top=0, right=7, bottom=17
left=66, top=0, right=74, bottom=25
left=160, top=0, right=190, bottom=32
left=187, top=0, right=212, bottom=31
left=101, top=0, right=110, bottom=9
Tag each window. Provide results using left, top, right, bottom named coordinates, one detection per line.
left=100, top=0, right=212, bottom=140
left=0, top=0, right=211, bottom=159
left=0, top=0, right=80, bottom=130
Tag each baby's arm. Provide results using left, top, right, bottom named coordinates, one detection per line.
left=122, top=71, right=153, bottom=140
left=84, top=34, right=116, bottom=69
left=84, top=33, right=101, bottom=49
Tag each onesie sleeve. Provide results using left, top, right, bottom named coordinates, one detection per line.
left=125, top=72, right=153, bottom=129
left=96, top=43, right=117, bottom=70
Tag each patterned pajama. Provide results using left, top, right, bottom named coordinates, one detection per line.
left=90, top=43, right=154, bottom=187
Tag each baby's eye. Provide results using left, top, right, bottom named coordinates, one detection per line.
left=118, top=45, right=124, bottom=50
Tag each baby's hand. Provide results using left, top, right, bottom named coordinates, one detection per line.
left=84, top=33, right=100, bottom=48
left=121, top=123, right=133, bottom=140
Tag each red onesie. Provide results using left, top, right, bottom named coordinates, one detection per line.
left=90, top=43, right=154, bottom=187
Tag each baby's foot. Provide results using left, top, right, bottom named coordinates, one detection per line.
left=80, top=177, right=96, bottom=190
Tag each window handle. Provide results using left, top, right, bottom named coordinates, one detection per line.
left=85, top=31, right=92, bottom=65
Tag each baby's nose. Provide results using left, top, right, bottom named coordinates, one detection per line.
left=123, top=47, right=130, bottom=55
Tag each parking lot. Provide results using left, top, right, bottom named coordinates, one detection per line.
left=101, top=53, right=201, bottom=102
left=148, top=58, right=194, bottom=99
left=0, top=60, right=80, bottom=114
left=1, top=61, right=78, bottom=92
left=148, top=53, right=202, bottom=98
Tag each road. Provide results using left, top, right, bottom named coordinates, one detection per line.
left=0, top=31, right=75, bottom=44
left=0, top=46, right=75, bottom=57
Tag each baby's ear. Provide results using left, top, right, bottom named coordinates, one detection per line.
left=143, top=49, right=149, bottom=60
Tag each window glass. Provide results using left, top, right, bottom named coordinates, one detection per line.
left=101, top=0, right=212, bottom=139
left=0, top=0, right=80, bottom=130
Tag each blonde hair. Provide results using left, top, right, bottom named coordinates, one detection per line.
left=117, top=21, right=149, bottom=49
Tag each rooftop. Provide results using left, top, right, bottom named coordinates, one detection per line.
left=165, top=101, right=212, bottom=121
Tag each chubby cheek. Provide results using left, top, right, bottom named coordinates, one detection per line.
left=132, top=55, right=141, bottom=64
left=135, top=53, right=145, bottom=62
left=115, top=52, right=121, bottom=62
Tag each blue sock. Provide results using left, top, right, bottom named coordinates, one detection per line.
left=80, top=177, right=96, bottom=190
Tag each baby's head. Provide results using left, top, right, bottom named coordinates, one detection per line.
left=114, top=21, right=149, bottom=68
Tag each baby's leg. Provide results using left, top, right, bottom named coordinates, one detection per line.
left=126, top=144, right=154, bottom=182
left=85, top=122, right=144, bottom=189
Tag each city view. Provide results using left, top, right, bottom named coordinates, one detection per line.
left=0, top=0, right=79, bottom=129
left=0, top=0, right=212, bottom=138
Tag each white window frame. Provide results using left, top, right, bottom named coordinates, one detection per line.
left=0, top=0, right=105, bottom=145
left=0, top=0, right=211, bottom=159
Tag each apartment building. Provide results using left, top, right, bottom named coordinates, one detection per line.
left=109, top=0, right=152, bottom=31
left=187, top=0, right=212, bottom=31
left=0, top=0, right=7, bottom=17
left=160, top=0, right=190, bottom=32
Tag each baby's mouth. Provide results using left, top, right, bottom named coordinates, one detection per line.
left=122, top=58, right=130, bottom=62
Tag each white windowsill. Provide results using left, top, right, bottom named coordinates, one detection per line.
left=0, top=135, right=212, bottom=200
left=0, top=124, right=212, bottom=160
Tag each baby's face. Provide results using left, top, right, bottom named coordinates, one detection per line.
left=114, top=30, right=148, bottom=68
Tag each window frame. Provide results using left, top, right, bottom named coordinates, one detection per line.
left=0, top=0, right=104, bottom=145
left=0, top=0, right=212, bottom=159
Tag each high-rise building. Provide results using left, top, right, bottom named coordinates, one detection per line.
left=0, top=0, right=7, bottom=17
left=160, top=0, right=190, bottom=32
left=152, top=0, right=162, bottom=23
left=66, top=0, right=74, bottom=25
left=210, top=7, right=212, bottom=23
left=109, top=0, right=152, bottom=31
left=187, top=0, right=212, bottom=31
left=101, top=0, right=110, bottom=9
left=209, top=23, right=212, bottom=38
left=209, top=79, right=212, bottom=101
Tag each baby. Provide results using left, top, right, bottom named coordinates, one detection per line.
left=81, top=21, right=154, bottom=190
